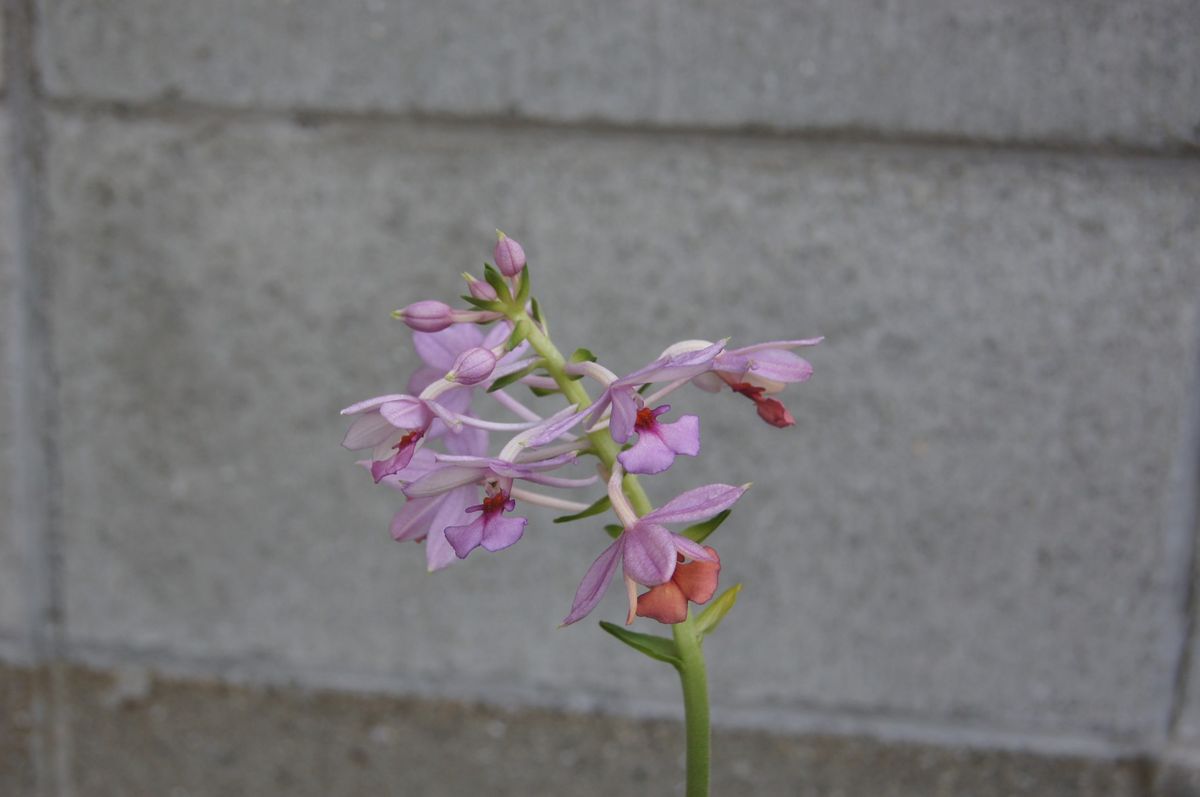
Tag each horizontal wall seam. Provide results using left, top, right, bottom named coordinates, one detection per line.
left=41, top=95, right=1200, bottom=164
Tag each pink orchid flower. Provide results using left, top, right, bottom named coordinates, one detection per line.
left=402, top=444, right=595, bottom=559
left=365, top=426, right=490, bottom=571
left=563, top=480, right=746, bottom=626
left=340, top=394, right=443, bottom=482
left=665, top=337, right=822, bottom=428
left=616, top=403, right=700, bottom=475
left=584, top=340, right=725, bottom=445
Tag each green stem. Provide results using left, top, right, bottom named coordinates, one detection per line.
left=674, top=615, right=710, bottom=797
left=517, top=318, right=655, bottom=512
left=512, top=306, right=710, bottom=796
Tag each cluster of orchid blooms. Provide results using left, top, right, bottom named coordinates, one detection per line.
left=341, top=233, right=819, bottom=628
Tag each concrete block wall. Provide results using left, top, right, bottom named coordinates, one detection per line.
left=4, top=1, right=1200, bottom=793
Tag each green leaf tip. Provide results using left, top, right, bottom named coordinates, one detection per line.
left=530, top=297, right=547, bottom=333
left=680, top=509, right=732, bottom=544
left=599, top=621, right=682, bottom=667
left=482, top=263, right=513, bottom=303
left=486, top=361, right=539, bottom=393
left=695, top=583, right=742, bottom=637
left=553, top=495, right=612, bottom=524
left=515, top=267, right=532, bottom=305
left=460, top=294, right=503, bottom=312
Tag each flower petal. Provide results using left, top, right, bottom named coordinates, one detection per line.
left=427, top=486, right=477, bottom=571
left=443, top=425, right=489, bottom=457
left=690, top=372, right=725, bottom=393
left=635, top=580, right=689, bottom=624
left=342, top=411, right=397, bottom=450
left=371, top=427, right=406, bottom=461
left=670, top=534, right=719, bottom=564
left=741, top=349, right=813, bottom=384
left=562, top=539, right=623, bottom=626
left=413, top=324, right=483, bottom=370
left=643, top=484, right=747, bottom=525
left=583, top=389, right=614, bottom=430
left=656, top=414, right=700, bottom=457
left=445, top=516, right=486, bottom=559
left=373, top=449, right=439, bottom=488
left=498, top=452, right=579, bottom=474
left=480, top=514, right=527, bottom=552
left=371, top=444, right=419, bottom=483
left=481, top=322, right=514, bottom=350
left=438, top=386, right=473, bottom=415
left=525, top=404, right=588, bottom=447
left=615, top=340, right=726, bottom=387
left=379, top=399, right=428, bottom=429
left=389, top=497, right=442, bottom=542
left=403, top=465, right=485, bottom=498
left=732, top=337, right=823, bottom=354
left=621, top=523, right=678, bottom=586
left=608, top=388, right=638, bottom=444
left=406, top=365, right=445, bottom=397
left=672, top=548, right=721, bottom=604
left=756, top=397, right=795, bottom=428
left=617, top=432, right=677, bottom=475
left=340, top=393, right=410, bottom=416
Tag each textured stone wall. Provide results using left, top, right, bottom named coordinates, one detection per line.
left=3, top=1, right=1200, bottom=794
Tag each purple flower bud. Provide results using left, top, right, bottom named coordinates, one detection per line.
left=465, top=274, right=499, bottom=301
left=447, top=347, right=497, bottom=386
left=397, top=300, right=455, bottom=332
left=493, top=231, right=527, bottom=278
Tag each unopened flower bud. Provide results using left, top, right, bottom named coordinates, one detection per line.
left=396, top=300, right=455, bottom=332
left=464, top=273, right=499, bottom=301
left=447, top=347, right=497, bottom=386
left=493, top=230, right=527, bottom=277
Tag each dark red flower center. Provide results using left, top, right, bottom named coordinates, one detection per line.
left=729, top=381, right=765, bottom=401
left=394, top=429, right=424, bottom=450
left=634, top=406, right=659, bottom=431
left=480, top=491, right=510, bottom=515
left=728, top=382, right=794, bottom=428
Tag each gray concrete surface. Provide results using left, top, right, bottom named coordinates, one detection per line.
left=5, top=1, right=1200, bottom=794
left=35, top=0, right=1200, bottom=149
left=0, top=112, right=28, bottom=648
left=43, top=108, right=1200, bottom=741
left=39, top=663, right=1150, bottom=797
left=0, top=664, right=37, bottom=796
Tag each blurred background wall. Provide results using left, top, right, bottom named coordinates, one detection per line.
left=2, top=1, right=1200, bottom=794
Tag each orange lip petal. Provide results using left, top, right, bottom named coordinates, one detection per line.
left=636, top=581, right=689, bottom=624
left=673, top=548, right=721, bottom=604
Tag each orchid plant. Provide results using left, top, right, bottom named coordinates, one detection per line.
left=341, top=233, right=820, bottom=795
